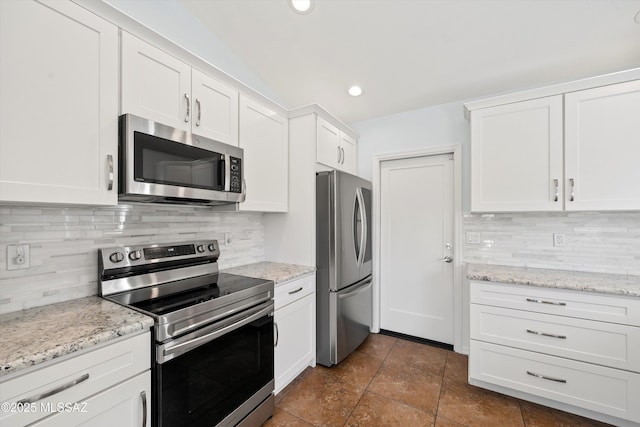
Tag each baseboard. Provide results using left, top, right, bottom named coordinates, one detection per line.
left=379, top=329, right=454, bottom=351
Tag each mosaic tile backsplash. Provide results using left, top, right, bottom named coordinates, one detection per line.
left=464, top=211, right=640, bottom=275
left=0, top=204, right=264, bottom=314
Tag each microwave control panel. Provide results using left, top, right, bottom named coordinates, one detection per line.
left=230, top=157, right=242, bottom=193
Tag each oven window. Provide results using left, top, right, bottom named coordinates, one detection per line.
left=134, top=131, right=224, bottom=190
left=155, top=314, right=274, bottom=427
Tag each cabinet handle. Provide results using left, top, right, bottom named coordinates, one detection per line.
left=195, top=98, right=201, bottom=127
left=553, top=179, right=558, bottom=202
left=341, top=147, right=345, bottom=164
left=526, top=329, right=566, bottom=339
left=288, top=287, right=303, bottom=295
left=184, top=93, right=190, bottom=123
left=140, top=391, right=147, bottom=427
left=274, top=322, right=279, bottom=347
left=17, top=373, right=89, bottom=404
left=107, top=155, right=114, bottom=191
left=337, top=146, right=342, bottom=164
left=569, top=178, right=575, bottom=202
left=526, top=298, right=566, bottom=306
left=527, top=370, right=567, bottom=383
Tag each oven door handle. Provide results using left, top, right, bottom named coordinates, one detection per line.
left=158, top=300, right=274, bottom=363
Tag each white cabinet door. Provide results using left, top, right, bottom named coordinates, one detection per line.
left=339, top=133, right=357, bottom=174
left=565, top=80, right=640, bottom=211
left=30, top=371, right=151, bottom=427
left=121, top=31, right=191, bottom=131
left=470, top=95, right=564, bottom=212
left=0, top=0, right=118, bottom=205
left=274, top=293, right=315, bottom=394
left=238, top=95, right=288, bottom=212
left=316, top=117, right=341, bottom=170
left=191, top=69, right=238, bottom=146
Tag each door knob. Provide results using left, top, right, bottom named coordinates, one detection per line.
left=441, top=256, right=453, bottom=263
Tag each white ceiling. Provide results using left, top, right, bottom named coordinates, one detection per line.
left=180, top=0, right=640, bottom=124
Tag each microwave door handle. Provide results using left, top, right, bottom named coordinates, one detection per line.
left=223, top=154, right=230, bottom=192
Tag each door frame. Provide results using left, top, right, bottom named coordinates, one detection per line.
left=372, top=145, right=464, bottom=353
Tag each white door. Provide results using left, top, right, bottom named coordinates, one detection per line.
left=380, top=154, right=454, bottom=344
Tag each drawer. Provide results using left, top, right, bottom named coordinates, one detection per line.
left=471, top=304, right=640, bottom=371
left=0, top=333, right=149, bottom=427
left=469, top=340, right=640, bottom=423
left=275, top=273, right=315, bottom=310
left=470, top=281, right=640, bottom=326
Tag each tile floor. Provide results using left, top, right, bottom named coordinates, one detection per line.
left=265, top=333, right=611, bottom=427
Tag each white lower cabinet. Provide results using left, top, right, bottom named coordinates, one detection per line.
left=0, top=333, right=150, bottom=427
left=274, top=274, right=315, bottom=394
left=469, top=281, right=640, bottom=425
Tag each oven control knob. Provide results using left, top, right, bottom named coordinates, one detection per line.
left=196, top=245, right=205, bottom=253
left=129, top=250, right=142, bottom=261
left=109, top=252, right=124, bottom=263
left=208, top=243, right=216, bottom=252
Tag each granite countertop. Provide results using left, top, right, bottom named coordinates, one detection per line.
left=0, top=296, right=153, bottom=378
left=223, top=261, right=315, bottom=285
left=467, top=263, right=640, bottom=298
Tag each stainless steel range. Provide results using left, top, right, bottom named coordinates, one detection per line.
left=98, top=240, right=274, bottom=427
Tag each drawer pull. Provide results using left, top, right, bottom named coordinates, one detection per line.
left=17, top=373, right=90, bottom=404
left=141, top=391, right=147, bottom=427
left=526, top=329, right=566, bottom=339
left=526, top=298, right=566, bottom=306
left=288, top=287, right=303, bottom=295
left=527, top=370, right=567, bottom=384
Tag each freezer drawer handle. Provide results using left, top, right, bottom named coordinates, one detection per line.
left=338, top=281, right=372, bottom=299
left=526, top=298, right=566, bottom=306
left=527, top=370, right=567, bottom=383
left=17, top=373, right=90, bottom=404
left=526, top=329, right=566, bottom=339
left=288, top=287, right=303, bottom=295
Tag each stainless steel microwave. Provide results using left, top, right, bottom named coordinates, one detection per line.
left=118, top=114, right=245, bottom=206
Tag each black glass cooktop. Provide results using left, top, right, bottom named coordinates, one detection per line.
left=130, top=273, right=270, bottom=316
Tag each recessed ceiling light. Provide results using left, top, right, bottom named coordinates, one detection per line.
left=348, top=86, right=363, bottom=97
left=290, top=0, right=314, bottom=14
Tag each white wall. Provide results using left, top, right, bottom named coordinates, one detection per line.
left=104, top=0, right=287, bottom=106
left=351, top=100, right=471, bottom=212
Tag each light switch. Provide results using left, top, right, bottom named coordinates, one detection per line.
left=466, top=232, right=481, bottom=244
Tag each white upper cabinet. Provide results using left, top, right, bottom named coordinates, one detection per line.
left=317, top=117, right=341, bottom=169
left=339, top=133, right=357, bottom=175
left=238, top=95, right=288, bottom=212
left=317, top=116, right=358, bottom=174
left=470, top=96, right=564, bottom=212
left=564, top=80, right=640, bottom=211
left=469, top=76, right=640, bottom=212
left=0, top=0, right=119, bottom=205
left=121, top=32, right=239, bottom=146
left=191, top=69, right=239, bottom=145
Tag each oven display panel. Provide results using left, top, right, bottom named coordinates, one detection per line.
left=144, top=244, right=196, bottom=260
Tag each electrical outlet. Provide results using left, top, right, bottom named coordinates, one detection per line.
left=7, top=244, right=30, bottom=270
left=553, top=233, right=565, bottom=247
left=224, top=232, right=232, bottom=246
left=466, top=232, right=481, bottom=244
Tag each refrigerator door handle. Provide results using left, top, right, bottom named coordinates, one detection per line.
left=338, top=279, right=372, bottom=299
left=360, top=187, right=369, bottom=268
left=354, top=188, right=366, bottom=267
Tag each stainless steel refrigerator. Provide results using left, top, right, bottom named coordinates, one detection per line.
left=316, top=170, right=372, bottom=366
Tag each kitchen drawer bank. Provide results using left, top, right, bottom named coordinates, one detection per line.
left=0, top=297, right=153, bottom=426
left=468, top=264, right=640, bottom=427
left=223, top=262, right=316, bottom=393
